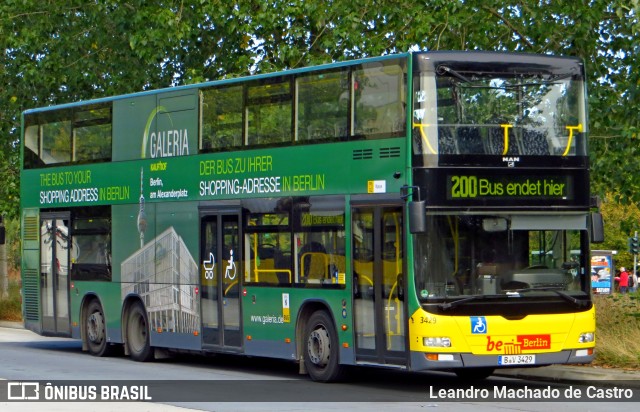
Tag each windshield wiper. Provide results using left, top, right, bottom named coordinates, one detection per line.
left=438, top=295, right=486, bottom=311
left=516, top=287, right=589, bottom=308
left=437, top=287, right=589, bottom=310
left=437, top=65, right=471, bottom=83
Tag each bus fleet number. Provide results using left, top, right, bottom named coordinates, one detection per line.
left=451, top=176, right=477, bottom=198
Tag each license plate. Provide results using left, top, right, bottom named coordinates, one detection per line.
left=498, top=355, right=536, bottom=365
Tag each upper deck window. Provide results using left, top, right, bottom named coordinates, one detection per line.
left=201, top=85, right=244, bottom=150
left=24, top=104, right=112, bottom=169
left=354, top=61, right=406, bottom=138
left=413, top=62, right=587, bottom=158
left=247, top=77, right=293, bottom=146
left=297, top=70, right=349, bottom=142
left=200, top=57, right=407, bottom=152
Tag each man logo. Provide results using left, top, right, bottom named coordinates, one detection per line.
left=503, top=157, right=520, bottom=167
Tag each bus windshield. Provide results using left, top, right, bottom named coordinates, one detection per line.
left=413, top=214, right=588, bottom=302
left=413, top=67, right=587, bottom=157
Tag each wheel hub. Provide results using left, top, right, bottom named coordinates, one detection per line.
left=307, top=327, right=330, bottom=366
left=87, top=311, right=105, bottom=343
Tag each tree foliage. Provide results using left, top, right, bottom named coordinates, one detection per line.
left=599, top=194, right=640, bottom=270
left=0, top=0, right=639, bottom=223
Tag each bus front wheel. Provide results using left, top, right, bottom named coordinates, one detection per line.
left=303, top=311, right=345, bottom=382
left=126, top=302, right=154, bottom=362
left=85, top=300, right=113, bottom=357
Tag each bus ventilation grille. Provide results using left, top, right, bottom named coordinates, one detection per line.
left=353, top=149, right=373, bottom=160
left=22, top=269, right=39, bottom=321
left=23, top=216, right=38, bottom=241
left=379, top=147, right=401, bottom=158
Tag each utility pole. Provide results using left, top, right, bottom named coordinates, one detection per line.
left=628, top=231, right=639, bottom=291
left=635, top=230, right=638, bottom=291
left=0, top=216, right=7, bottom=299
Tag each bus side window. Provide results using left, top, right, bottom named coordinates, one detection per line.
left=354, top=61, right=406, bottom=139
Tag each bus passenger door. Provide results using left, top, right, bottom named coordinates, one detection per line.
left=40, top=212, right=72, bottom=336
left=200, top=210, right=242, bottom=350
left=352, top=204, right=406, bottom=365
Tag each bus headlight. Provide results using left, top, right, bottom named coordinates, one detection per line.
left=578, top=332, right=594, bottom=343
left=423, top=337, right=451, bottom=347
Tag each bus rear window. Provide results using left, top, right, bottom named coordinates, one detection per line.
left=24, top=104, right=112, bottom=169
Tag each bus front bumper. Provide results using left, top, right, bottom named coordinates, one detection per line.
left=409, top=349, right=594, bottom=371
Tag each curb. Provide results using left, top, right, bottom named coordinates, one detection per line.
left=0, top=320, right=23, bottom=329
left=495, top=365, right=640, bottom=387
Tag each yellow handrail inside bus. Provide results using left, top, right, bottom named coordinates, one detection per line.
left=358, top=274, right=373, bottom=286
left=251, top=232, right=292, bottom=283
left=386, top=281, right=401, bottom=350
left=412, top=123, right=437, bottom=154
left=224, top=280, right=238, bottom=295
left=255, top=268, right=292, bottom=283
left=501, top=124, right=513, bottom=155
left=562, top=124, right=583, bottom=156
left=392, top=212, right=401, bottom=278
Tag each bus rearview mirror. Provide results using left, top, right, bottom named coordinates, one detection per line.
left=409, top=201, right=426, bottom=234
left=590, top=212, right=604, bottom=243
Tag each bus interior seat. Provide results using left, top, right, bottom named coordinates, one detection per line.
left=301, top=252, right=327, bottom=281
left=334, top=121, right=348, bottom=139
left=521, top=128, right=550, bottom=155
left=457, top=126, right=484, bottom=154
left=488, top=125, right=519, bottom=155
left=477, top=264, right=497, bottom=277
left=438, top=127, right=456, bottom=154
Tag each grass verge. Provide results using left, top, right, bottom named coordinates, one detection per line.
left=592, top=293, right=640, bottom=369
left=0, top=273, right=22, bottom=321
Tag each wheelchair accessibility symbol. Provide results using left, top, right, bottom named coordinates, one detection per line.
left=225, top=249, right=237, bottom=280
left=471, top=316, right=487, bottom=334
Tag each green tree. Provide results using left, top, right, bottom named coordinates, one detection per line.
left=1, top=0, right=639, bottom=224
left=599, top=194, right=640, bottom=270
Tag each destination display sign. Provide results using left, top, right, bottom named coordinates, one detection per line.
left=411, top=167, right=590, bottom=209
left=446, top=174, right=574, bottom=201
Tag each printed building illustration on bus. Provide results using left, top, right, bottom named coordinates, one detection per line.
left=121, top=226, right=200, bottom=335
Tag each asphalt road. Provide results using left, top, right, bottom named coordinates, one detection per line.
left=0, top=325, right=637, bottom=411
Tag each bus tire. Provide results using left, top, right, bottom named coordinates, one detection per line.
left=303, top=310, right=345, bottom=382
left=126, top=301, right=154, bottom=362
left=454, top=367, right=495, bottom=380
left=85, top=300, right=113, bottom=357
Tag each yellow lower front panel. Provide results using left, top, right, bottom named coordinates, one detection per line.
left=409, top=307, right=595, bottom=357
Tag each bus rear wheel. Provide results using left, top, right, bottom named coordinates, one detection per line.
left=85, top=300, right=113, bottom=357
left=303, top=311, right=345, bottom=382
left=126, top=301, right=154, bottom=362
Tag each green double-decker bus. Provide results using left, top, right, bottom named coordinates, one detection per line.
left=21, top=51, right=602, bottom=381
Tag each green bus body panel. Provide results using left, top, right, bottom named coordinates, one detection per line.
left=71, top=281, right=122, bottom=340
left=242, top=286, right=351, bottom=343
left=22, top=139, right=406, bottom=209
left=21, top=209, right=40, bottom=326
left=112, top=90, right=199, bottom=162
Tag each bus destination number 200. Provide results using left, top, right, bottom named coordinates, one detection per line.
left=449, top=175, right=569, bottom=200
